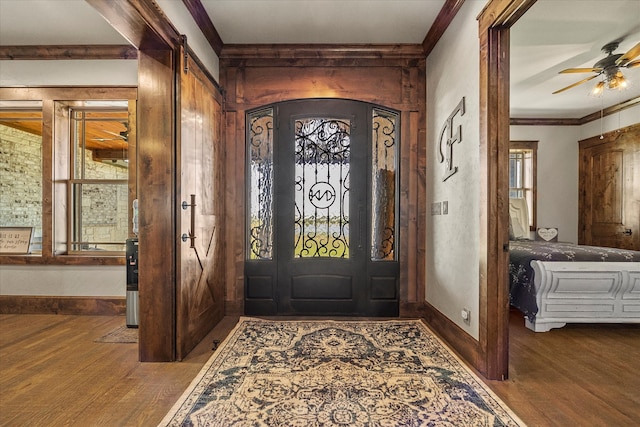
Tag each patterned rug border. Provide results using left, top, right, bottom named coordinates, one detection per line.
left=159, top=317, right=527, bottom=426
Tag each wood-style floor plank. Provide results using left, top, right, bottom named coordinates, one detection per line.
left=1, top=312, right=638, bottom=426
left=0, top=314, right=238, bottom=427
left=485, top=311, right=640, bottom=427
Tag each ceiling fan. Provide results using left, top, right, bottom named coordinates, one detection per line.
left=552, top=41, right=640, bottom=94
left=91, top=123, right=129, bottom=142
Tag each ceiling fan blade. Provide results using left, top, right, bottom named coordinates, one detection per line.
left=552, top=74, right=599, bottom=94
left=558, top=67, right=602, bottom=74
left=616, top=42, right=640, bottom=66
left=626, top=59, right=640, bottom=68
left=103, top=130, right=127, bottom=140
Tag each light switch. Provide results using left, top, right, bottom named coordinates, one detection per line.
left=431, top=202, right=442, bottom=215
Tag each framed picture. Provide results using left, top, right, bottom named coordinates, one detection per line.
left=0, top=227, right=33, bottom=254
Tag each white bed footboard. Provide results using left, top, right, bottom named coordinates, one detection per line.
left=526, top=261, right=640, bottom=332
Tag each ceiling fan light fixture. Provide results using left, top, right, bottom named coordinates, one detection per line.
left=591, top=81, right=605, bottom=95
left=617, top=73, right=628, bottom=89
left=604, top=70, right=628, bottom=90
left=554, top=41, right=639, bottom=95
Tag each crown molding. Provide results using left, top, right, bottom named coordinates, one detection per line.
left=510, top=96, right=640, bottom=126
left=0, top=45, right=137, bottom=60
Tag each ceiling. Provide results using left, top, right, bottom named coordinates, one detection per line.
left=1, top=0, right=639, bottom=120
left=510, top=0, right=640, bottom=119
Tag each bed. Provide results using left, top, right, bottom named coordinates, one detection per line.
left=508, top=198, right=640, bottom=332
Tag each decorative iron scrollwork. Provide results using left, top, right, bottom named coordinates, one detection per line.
left=371, top=109, right=397, bottom=261
left=294, top=118, right=351, bottom=258
left=248, top=109, right=274, bottom=260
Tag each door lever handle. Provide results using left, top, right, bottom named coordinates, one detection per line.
left=622, top=229, right=632, bottom=236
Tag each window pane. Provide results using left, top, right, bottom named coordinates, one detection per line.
left=371, top=109, right=397, bottom=261
left=509, top=144, right=536, bottom=229
left=0, top=110, right=43, bottom=253
left=69, top=108, right=129, bottom=253
left=248, top=108, right=274, bottom=260
left=294, top=117, right=350, bottom=258
left=71, top=183, right=128, bottom=252
left=73, top=110, right=129, bottom=179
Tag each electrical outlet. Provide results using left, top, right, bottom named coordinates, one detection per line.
left=442, top=201, right=448, bottom=215
left=461, top=308, right=471, bottom=324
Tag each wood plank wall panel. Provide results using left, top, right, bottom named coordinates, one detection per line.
left=0, top=296, right=125, bottom=315
left=399, top=110, right=413, bottom=304
left=43, top=100, right=56, bottom=258
left=224, top=111, right=245, bottom=316
left=240, top=67, right=404, bottom=106
left=220, top=46, right=426, bottom=318
left=0, top=45, right=137, bottom=60
left=406, top=111, right=419, bottom=302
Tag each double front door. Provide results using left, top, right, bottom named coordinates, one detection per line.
left=245, top=99, right=399, bottom=316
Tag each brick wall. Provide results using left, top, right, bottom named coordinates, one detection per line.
left=0, top=125, right=42, bottom=247
left=0, top=124, right=128, bottom=252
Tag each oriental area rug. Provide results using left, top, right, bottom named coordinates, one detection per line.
left=159, top=318, right=526, bottom=427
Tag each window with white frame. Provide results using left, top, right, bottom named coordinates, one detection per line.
left=509, top=141, right=537, bottom=230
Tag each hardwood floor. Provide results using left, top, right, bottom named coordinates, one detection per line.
left=0, top=314, right=239, bottom=427
left=487, top=311, right=640, bottom=426
left=1, top=311, right=638, bottom=426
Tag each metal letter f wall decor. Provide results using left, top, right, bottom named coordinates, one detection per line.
left=438, top=97, right=465, bottom=182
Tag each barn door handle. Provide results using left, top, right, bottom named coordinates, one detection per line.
left=622, top=229, right=632, bottom=236
left=181, top=194, right=196, bottom=248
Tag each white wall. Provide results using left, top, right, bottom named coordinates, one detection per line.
left=510, top=126, right=580, bottom=243
left=0, top=266, right=125, bottom=296
left=425, top=0, right=485, bottom=339
left=580, top=103, right=640, bottom=139
left=510, top=103, right=640, bottom=244
left=0, top=60, right=138, bottom=87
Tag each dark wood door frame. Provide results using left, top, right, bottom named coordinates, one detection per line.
left=477, top=0, right=537, bottom=380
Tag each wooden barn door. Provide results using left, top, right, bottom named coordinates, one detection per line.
left=579, top=124, right=640, bottom=250
left=176, top=50, right=225, bottom=360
